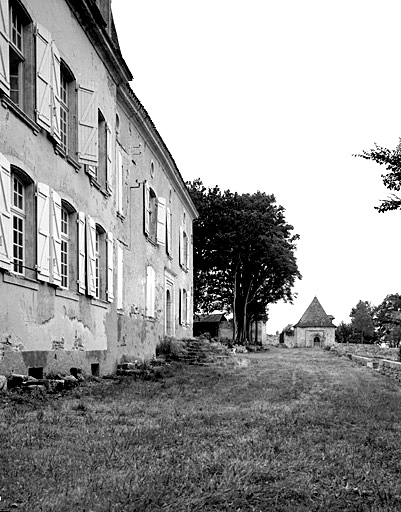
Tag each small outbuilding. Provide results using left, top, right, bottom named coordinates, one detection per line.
left=284, top=296, right=336, bottom=348
left=193, top=314, right=232, bottom=339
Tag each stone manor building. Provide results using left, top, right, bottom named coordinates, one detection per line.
left=0, top=0, right=197, bottom=376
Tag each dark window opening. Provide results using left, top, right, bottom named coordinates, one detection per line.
left=28, top=367, right=43, bottom=379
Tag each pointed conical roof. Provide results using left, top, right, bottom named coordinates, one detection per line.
left=294, top=297, right=336, bottom=328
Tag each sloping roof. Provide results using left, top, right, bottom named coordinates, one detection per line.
left=294, top=297, right=336, bottom=328
left=194, top=314, right=227, bottom=324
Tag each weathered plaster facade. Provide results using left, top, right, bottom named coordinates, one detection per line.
left=0, top=0, right=197, bottom=376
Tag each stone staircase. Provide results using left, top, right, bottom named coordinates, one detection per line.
left=174, top=338, right=235, bottom=366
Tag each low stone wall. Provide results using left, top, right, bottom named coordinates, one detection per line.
left=331, top=343, right=399, bottom=361
left=378, top=359, right=401, bottom=383
left=332, top=344, right=401, bottom=383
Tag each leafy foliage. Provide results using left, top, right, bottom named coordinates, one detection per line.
left=354, top=141, right=401, bottom=212
left=373, top=294, right=401, bottom=347
left=350, top=300, right=375, bottom=344
left=187, top=179, right=301, bottom=342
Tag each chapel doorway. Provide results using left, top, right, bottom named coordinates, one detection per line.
left=313, top=336, right=321, bottom=347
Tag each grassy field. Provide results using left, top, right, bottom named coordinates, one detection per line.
left=2, top=348, right=401, bottom=511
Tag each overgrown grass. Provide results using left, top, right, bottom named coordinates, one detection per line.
left=2, top=349, right=401, bottom=511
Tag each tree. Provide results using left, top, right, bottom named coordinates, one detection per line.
left=187, top=179, right=301, bottom=343
left=350, top=300, right=375, bottom=344
left=354, top=141, right=401, bottom=212
left=373, top=294, right=401, bottom=347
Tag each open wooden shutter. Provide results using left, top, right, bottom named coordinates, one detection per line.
left=106, top=231, right=114, bottom=303
left=179, top=289, right=183, bottom=325
left=116, top=149, right=122, bottom=213
left=106, top=122, right=113, bottom=194
left=86, top=215, right=96, bottom=296
left=179, top=226, right=184, bottom=266
left=156, top=197, right=166, bottom=246
left=0, top=0, right=9, bottom=95
left=143, top=181, right=150, bottom=236
left=0, top=152, right=11, bottom=270
left=77, top=212, right=86, bottom=294
left=116, top=244, right=123, bottom=310
left=50, top=41, right=61, bottom=144
left=35, top=24, right=52, bottom=132
left=36, top=182, right=51, bottom=282
left=77, top=82, right=98, bottom=165
left=186, top=231, right=190, bottom=270
left=146, top=265, right=155, bottom=317
left=50, top=189, right=62, bottom=286
left=186, top=289, right=191, bottom=325
left=166, top=207, right=172, bottom=256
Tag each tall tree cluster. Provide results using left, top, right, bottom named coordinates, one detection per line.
left=336, top=294, right=401, bottom=346
left=187, top=179, right=301, bottom=343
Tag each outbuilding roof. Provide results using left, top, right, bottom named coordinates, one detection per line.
left=294, top=297, right=336, bottom=328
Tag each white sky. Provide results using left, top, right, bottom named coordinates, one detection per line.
left=112, top=0, right=401, bottom=334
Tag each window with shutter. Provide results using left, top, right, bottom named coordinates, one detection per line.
left=0, top=152, right=11, bottom=270
left=36, top=182, right=50, bottom=282
left=106, top=231, right=114, bottom=303
left=50, top=41, right=61, bottom=143
left=143, top=180, right=150, bottom=236
left=0, top=0, right=10, bottom=95
left=106, top=122, right=113, bottom=194
left=50, top=189, right=62, bottom=286
left=166, top=207, right=172, bottom=256
left=86, top=215, right=96, bottom=296
left=77, top=82, right=98, bottom=165
left=77, top=212, right=86, bottom=294
left=156, top=197, right=166, bottom=246
left=35, top=24, right=52, bottom=131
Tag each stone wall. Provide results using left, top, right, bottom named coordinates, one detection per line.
left=331, top=343, right=401, bottom=383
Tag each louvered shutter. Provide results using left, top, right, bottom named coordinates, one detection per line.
left=36, top=182, right=51, bottom=282
left=143, top=181, right=150, bottom=236
left=86, top=215, right=96, bottom=296
left=77, top=212, right=86, bottom=294
left=0, top=153, right=11, bottom=270
left=50, top=41, right=61, bottom=143
left=77, top=82, right=98, bottom=165
left=156, top=197, right=166, bottom=246
left=0, top=0, right=9, bottom=95
left=117, top=244, right=123, bottom=309
left=106, top=231, right=114, bottom=303
left=179, top=289, right=183, bottom=325
left=50, top=189, right=62, bottom=286
left=179, top=226, right=184, bottom=266
left=166, top=207, right=172, bottom=256
left=35, top=24, right=52, bottom=132
left=106, top=122, right=113, bottom=194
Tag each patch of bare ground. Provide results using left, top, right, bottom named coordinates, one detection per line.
left=2, top=348, right=401, bottom=511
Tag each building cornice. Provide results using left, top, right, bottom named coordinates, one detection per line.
left=117, top=84, right=198, bottom=220
left=65, top=0, right=132, bottom=85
